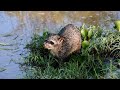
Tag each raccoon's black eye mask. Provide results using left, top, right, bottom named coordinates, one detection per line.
left=45, top=40, right=54, bottom=45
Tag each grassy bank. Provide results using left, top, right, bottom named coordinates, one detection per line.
left=23, top=24, right=120, bottom=79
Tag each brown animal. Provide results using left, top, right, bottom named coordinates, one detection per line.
left=44, top=24, right=81, bottom=60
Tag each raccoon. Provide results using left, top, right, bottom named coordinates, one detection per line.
left=44, top=24, right=81, bottom=60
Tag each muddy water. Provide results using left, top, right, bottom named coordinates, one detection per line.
left=0, top=11, right=120, bottom=79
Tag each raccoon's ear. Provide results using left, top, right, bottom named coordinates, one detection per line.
left=58, top=36, right=64, bottom=44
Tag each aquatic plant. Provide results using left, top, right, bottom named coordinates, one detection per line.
left=0, top=67, right=6, bottom=72
left=80, top=24, right=97, bottom=49
left=114, top=20, right=120, bottom=32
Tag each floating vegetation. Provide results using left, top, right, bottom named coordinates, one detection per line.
left=0, top=48, right=14, bottom=50
left=0, top=42, right=12, bottom=46
left=114, top=20, right=120, bottom=32
left=0, top=67, right=6, bottom=72
left=0, top=33, right=13, bottom=37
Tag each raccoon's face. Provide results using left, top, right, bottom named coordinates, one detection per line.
left=44, top=34, right=64, bottom=50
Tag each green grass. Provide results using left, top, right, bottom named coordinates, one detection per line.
left=23, top=25, right=120, bottom=79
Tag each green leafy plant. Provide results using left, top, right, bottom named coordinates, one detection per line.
left=23, top=25, right=120, bottom=79
left=114, top=20, right=120, bottom=32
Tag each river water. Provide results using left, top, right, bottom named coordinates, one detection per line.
left=0, top=11, right=120, bottom=79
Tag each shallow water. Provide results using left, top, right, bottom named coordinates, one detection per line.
left=0, top=11, right=120, bottom=79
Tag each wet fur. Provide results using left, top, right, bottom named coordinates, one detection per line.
left=44, top=24, right=82, bottom=60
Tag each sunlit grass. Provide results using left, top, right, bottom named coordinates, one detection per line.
left=23, top=25, right=120, bottom=79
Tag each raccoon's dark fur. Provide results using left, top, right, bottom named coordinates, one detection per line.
left=44, top=24, right=82, bottom=60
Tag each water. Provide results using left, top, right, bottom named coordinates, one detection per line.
left=0, top=11, right=120, bottom=79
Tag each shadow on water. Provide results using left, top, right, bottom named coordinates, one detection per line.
left=0, top=11, right=120, bottom=79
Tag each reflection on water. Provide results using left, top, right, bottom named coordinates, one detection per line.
left=0, top=11, right=120, bottom=79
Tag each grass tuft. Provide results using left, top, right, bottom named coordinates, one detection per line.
left=23, top=25, right=120, bottom=79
